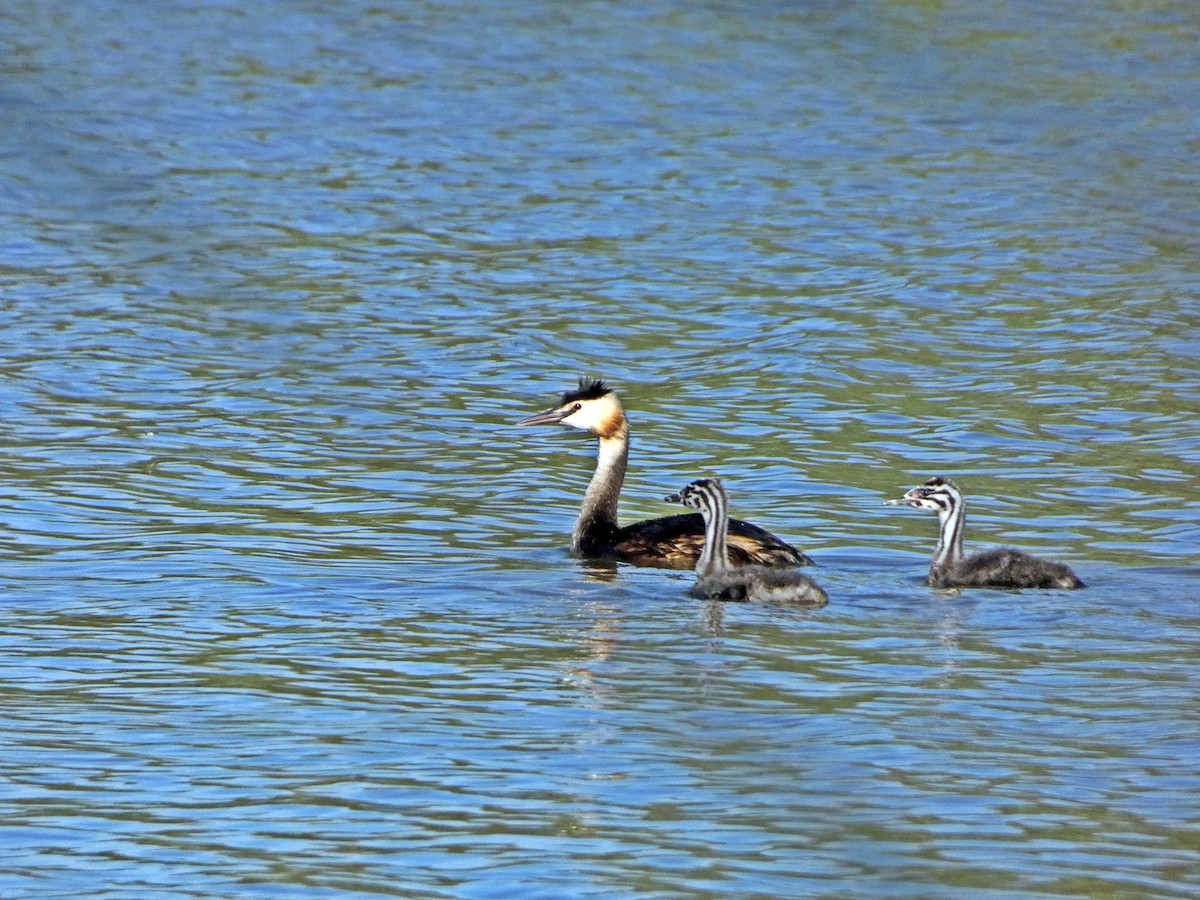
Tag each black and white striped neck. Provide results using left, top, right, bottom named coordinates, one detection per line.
left=690, top=479, right=732, bottom=579
left=930, top=482, right=967, bottom=578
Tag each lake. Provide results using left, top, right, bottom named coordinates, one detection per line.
left=1, top=0, right=1198, bottom=897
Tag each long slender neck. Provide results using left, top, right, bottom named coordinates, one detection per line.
left=695, top=488, right=731, bottom=578
left=571, top=420, right=629, bottom=552
left=932, top=493, right=966, bottom=575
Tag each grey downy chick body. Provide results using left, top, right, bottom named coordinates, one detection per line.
left=665, top=478, right=828, bottom=606
left=887, top=476, right=1084, bottom=590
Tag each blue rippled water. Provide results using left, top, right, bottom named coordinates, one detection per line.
left=1, top=0, right=1198, bottom=897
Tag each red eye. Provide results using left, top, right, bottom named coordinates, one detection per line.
left=572, top=403, right=582, bottom=412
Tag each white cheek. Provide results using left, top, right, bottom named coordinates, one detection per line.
left=560, top=410, right=592, bottom=430
left=568, top=404, right=614, bottom=430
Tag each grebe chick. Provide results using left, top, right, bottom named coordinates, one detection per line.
left=887, top=476, right=1085, bottom=590
left=665, top=478, right=828, bottom=606
left=517, top=379, right=812, bottom=570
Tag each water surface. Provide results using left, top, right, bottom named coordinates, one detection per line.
left=1, top=0, right=1198, bottom=897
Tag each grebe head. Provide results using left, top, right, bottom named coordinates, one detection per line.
left=886, top=476, right=962, bottom=518
left=664, top=477, right=725, bottom=510
left=516, top=378, right=626, bottom=438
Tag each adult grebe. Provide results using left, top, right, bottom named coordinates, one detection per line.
left=665, top=478, right=828, bottom=605
left=516, top=379, right=812, bottom=569
left=887, top=476, right=1085, bottom=590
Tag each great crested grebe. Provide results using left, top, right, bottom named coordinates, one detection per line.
left=516, top=379, right=812, bottom=569
left=665, top=478, right=828, bottom=605
left=887, top=476, right=1085, bottom=590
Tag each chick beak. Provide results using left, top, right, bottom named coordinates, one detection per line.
left=885, top=487, right=924, bottom=507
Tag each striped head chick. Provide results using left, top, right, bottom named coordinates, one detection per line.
left=887, top=475, right=961, bottom=518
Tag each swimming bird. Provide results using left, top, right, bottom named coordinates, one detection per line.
left=516, top=379, right=812, bottom=569
left=665, top=478, right=828, bottom=605
left=887, top=476, right=1085, bottom=590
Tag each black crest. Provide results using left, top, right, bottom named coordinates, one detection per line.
left=560, top=377, right=611, bottom=405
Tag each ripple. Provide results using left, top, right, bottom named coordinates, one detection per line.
left=2, top=0, right=1200, bottom=896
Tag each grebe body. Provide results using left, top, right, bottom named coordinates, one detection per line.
left=517, top=379, right=811, bottom=570
left=666, top=478, right=828, bottom=606
left=888, top=477, right=1085, bottom=590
